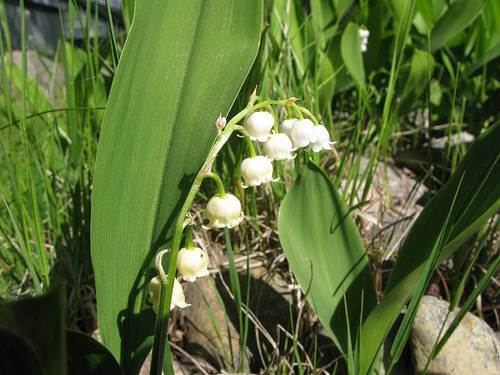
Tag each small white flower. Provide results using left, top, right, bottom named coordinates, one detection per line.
left=244, top=111, right=275, bottom=142
left=240, top=155, right=275, bottom=187
left=148, top=276, right=189, bottom=313
left=359, top=28, right=369, bottom=38
left=310, top=124, right=335, bottom=152
left=279, top=118, right=297, bottom=139
left=263, top=133, right=295, bottom=160
left=205, top=193, right=244, bottom=228
left=290, top=119, right=317, bottom=148
left=177, top=246, right=209, bottom=282
left=359, top=28, right=369, bottom=53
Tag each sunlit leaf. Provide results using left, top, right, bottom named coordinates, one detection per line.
left=278, top=161, right=376, bottom=353
left=91, top=0, right=263, bottom=367
left=430, top=0, right=487, bottom=52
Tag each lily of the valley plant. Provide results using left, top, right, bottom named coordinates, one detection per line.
left=149, top=93, right=335, bottom=374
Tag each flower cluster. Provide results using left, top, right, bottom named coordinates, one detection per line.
left=359, top=28, right=369, bottom=52
left=240, top=111, right=335, bottom=187
left=149, top=102, right=335, bottom=313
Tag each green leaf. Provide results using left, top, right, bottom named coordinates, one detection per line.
left=0, top=283, right=66, bottom=375
left=90, top=0, right=263, bottom=366
left=67, top=330, right=123, bottom=375
left=278, top=161, right=376, bottom=354
left=466, top=41, right=500, bottom=76
left=341, top=22, right=366, bottom=90
left=430, top=0, right=487, bottom=52
left=358, top=124, right=500, bottom=374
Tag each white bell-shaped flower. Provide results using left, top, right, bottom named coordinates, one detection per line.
left=310, top=124, right=335, bottom=152
left=279, top=118, right=297, bottom=139
left=148, top=276, right=189, bottom=313
left=291, top=119, right=317, bottom=148
left=205, top=193, right=244, bottom=228
left=177, top=246, right=209, bottom=282
left=263, top=133, right=294, bottom=160
left=244, top=111, right=275, bottom=142
left=240, top=155, right=275, bottom=187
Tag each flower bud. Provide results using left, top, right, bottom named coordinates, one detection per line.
left=240, top=155, right=275, bottom=187
left=244, top=111, right=274, bottom=142
left=148, top=276, right=189, bottom=313
left=291, top=119, right=317, bottom=148
left=310, top=124, right=335, bottom=152
left=205, top=193, right=244, bottom=228
left=263, top=133, right=294, bottom=160
left=177, top=246, right=209, bottom=282
left=279, top=118, right=297, bottom=139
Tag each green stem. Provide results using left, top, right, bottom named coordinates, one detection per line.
left=185, top=225, right=194, bottom=248
left=150, top=96, right=301, bottom=374
left=224, top=228, right=244, bottom=371
left=244, top=137, right=257, bottom=157
left=267, top=105, right=279, bottom=133
left=205, top=172, right=226, bottom=197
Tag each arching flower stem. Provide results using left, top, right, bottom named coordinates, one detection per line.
left=150, top=94, right=315, bottom=375
left=205, top=172, right=226, bottom=197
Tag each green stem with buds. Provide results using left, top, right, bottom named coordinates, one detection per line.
left=150, top=95, right=310, bottom=374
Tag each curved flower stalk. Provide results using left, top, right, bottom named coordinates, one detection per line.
left=150, top=93, right=330, bottom=373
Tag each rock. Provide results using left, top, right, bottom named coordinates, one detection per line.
left=411, top=295, right=500, bottom=374
left=346, top=157, right=427, bottom=257
left=176, top=277, right=246, bottom=373
left=431, top=132, right=475, bottom=149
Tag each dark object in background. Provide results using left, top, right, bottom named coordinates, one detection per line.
left=2, top=0, right=122, bottom=55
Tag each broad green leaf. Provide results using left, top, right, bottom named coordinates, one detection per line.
left=359, top=124, right=500, bottom=374
left=0, top=284, right=66, bottom=375
left=67, top=330, right=123, bottom=375
left=341, top=22, right=366, bottom=90
left=121, top=0, right=136, bottom=30
left=333, top=0, right=354, bottom=19
left=430, top=0, right=487, bottom=52
left=91, top=0, right=263, bottom=366
left=278, top=161, right=376, bottom=353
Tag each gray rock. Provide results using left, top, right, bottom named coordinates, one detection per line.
left=177, top=277, right=247, bottom=373
left=411, top=295, right=500, bottom=374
